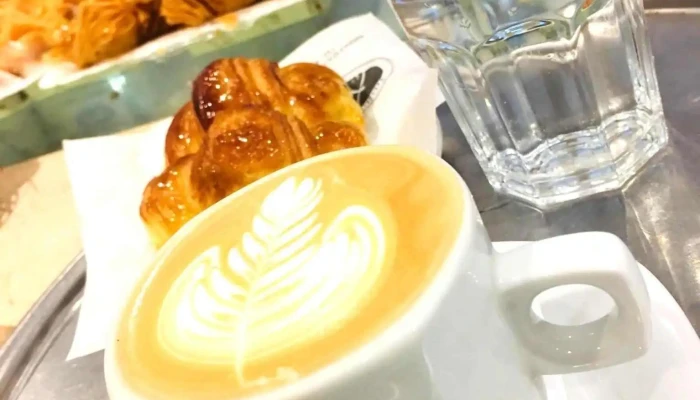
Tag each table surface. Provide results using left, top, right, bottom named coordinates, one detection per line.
left=441, top=9, right=700, bottom=333
left=0, top=151, right=82, bottom=338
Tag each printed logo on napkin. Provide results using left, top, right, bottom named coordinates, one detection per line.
left=344, top=58, right=393, bottom=109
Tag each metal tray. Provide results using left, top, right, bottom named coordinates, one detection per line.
left=1, top=8, right=697, bottom=400
left=0, top=255, right=97, bottom=400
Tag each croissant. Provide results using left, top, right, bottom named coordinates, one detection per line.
left=140, top=58, right=366, bottom=247
left=159, top=0, right=258, bottom=27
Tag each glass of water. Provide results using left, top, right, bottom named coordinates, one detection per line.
left=390, top=0, right=668, bottom=207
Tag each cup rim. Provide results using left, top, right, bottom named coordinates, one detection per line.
left=104, top=144, right=476, bottom=400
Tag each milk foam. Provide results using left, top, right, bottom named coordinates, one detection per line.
left=156, top=177, right=387, bottom=386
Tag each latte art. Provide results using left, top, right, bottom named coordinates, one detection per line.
left=111, top=147, right=464, bottom=400
left=156, top=177, right=387, bottom=386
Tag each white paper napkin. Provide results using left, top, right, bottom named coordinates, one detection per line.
left=64, top=13, right=440, bottom=360
left=63, top=121, right=169, bottom=360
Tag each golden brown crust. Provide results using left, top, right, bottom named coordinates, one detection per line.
left=159, top=0, right=215, bottom=27
left=206, top=0, right=258, bottom=14
left=164, top=102, right=205, bottom=165
left=142, top=57, right=367, bottom=246
left=191, top=58, right=270, bottom=130
left=140, top=154, right=205, bottom=248
left=205, top=107, right=307, bottom=167
left=0, top=325, right=13, bottom=347
left=278, top=62, right=365, bottom=130
left=309, top=121, right=368, bottom=155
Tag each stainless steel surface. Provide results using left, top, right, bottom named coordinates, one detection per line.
left=0, top=9, right=698, bottom=400
left=0, top=255, right=89, bottom=400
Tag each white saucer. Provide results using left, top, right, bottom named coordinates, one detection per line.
left=424, top=241, right=700, bottom=400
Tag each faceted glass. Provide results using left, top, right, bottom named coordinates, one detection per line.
left=391, top=0, right=668, bottom=207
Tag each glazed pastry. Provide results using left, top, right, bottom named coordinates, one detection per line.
left=0, top=0, right=262, bottom=72
left=159, top=0, right=258, bottom=27
left=164, top=102, right=205, bottom=165
left=141, top=57, right=366, bottom=247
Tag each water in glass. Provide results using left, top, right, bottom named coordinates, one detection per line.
left=390, top=0, right=668, bottom=207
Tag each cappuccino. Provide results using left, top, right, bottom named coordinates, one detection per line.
left=112, top=147, right=464, bottom=399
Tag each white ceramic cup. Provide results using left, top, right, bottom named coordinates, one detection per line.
left=104, top=146, right=651, bottom=400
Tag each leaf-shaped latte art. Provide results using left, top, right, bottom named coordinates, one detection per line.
left=157, top=177, right=387, bottom=386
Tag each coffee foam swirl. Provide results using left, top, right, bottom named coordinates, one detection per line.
left=156, top=177, right=387, bottom=386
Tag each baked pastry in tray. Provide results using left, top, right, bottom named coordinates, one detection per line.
left=140, top=57, right=366, bottom=247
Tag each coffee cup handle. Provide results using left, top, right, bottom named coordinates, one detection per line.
left=494, top=232, right=652, bottom=374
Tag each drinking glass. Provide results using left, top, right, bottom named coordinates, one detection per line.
left=389, top=0, right=668, bottom=207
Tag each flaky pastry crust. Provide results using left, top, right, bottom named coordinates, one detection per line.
left=140, top=58, right=366, bottom=247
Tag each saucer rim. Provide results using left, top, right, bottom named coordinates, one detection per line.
left=491, top=241, right=700, bottom=399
